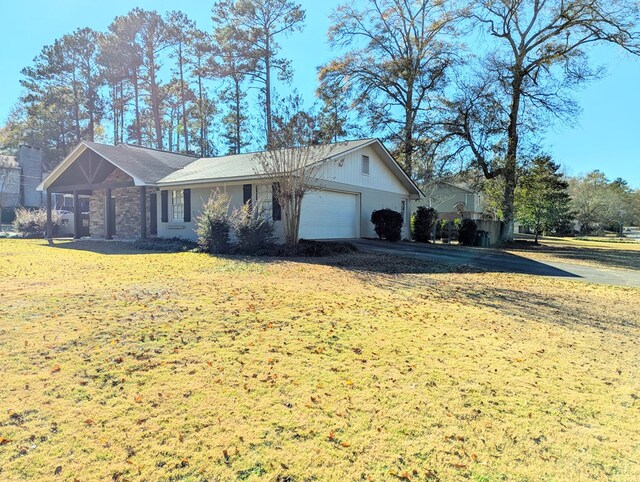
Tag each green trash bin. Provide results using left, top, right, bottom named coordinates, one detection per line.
left=484, top=232, right=491, bottom=247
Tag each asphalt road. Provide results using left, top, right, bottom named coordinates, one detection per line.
left=351, top=239, right=640, bottom=288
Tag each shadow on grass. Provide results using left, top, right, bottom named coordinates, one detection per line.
left=505, top=240, right=640, bottom=271
left=45, top=238, right=582, bottom=280
left=447, top=282, right=639, bottom=335
left=46, top=239, right=163, bottom=256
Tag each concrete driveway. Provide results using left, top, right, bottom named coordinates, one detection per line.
left=351, top=239, right=640, bottom=288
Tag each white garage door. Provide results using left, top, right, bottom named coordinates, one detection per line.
left=299, top=190, right=358, bottom=239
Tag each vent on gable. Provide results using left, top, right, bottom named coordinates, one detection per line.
left=361, top=155, right=370, bottom=175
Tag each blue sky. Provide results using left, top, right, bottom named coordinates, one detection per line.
left=0, top=0, right=638, bottom=187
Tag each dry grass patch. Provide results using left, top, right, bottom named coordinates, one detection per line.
left=0, top=239, right=639, bottom=481
left=505, top=236, right=640, bottom=271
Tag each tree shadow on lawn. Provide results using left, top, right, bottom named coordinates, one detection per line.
left=505, top=241, right=640, bottom=271
left=447, top=282, right=640, bottom=336
left=45, top=239, right=188, bottom=256
left=46, top=238, right=583, bottom=280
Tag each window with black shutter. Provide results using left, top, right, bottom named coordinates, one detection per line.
left=272, top=183, right=281, bottom=221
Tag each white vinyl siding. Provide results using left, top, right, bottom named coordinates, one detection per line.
left=320, top=145, right=409, bottom=195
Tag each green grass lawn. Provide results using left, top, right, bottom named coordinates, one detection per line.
left=1, top=239, right=639, bottom=481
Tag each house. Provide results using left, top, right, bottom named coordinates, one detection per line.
left=0, top=145, right=46, bottom=222
left=37, top=139, right=422, bottom=241
left=419, top=181, right=484, bottom=220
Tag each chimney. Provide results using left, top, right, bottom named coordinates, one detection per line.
left=18, top=145, right=43, bottom=208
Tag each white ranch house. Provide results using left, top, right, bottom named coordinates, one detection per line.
left=38, top=139, right=422, bottom=242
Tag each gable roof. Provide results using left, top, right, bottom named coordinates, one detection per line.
left=39, top=139, right=422, bottom=198
left=38, top=141, right=197, bottom=190
left=158, top=139, right=375, bottom=185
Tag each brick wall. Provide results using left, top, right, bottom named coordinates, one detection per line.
left=88, top=170, right=154, bottom=239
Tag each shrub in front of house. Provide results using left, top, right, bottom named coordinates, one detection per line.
left=195, top=193, right=232, bottom=254
left=231, top=204, right=275, bottom=255
left=458, top=218, right=478, bottom=246
left=371, top=208, right=403, bottom=242
left=12, top=207, right=61, bottom=238
left=411, top=206, right=438, bottom=243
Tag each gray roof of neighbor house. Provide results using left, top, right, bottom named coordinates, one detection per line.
left=0, top=154, right=19, bottom=169
left=83, top=141, right=197, bottom=184
left=158, top=139, right=375, bottom=185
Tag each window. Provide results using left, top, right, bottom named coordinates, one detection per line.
left=171, top=189, right=184, bottom=222
left=401, top=200, right=406, bottom=220
left=361, top=155, right=370, bottom=175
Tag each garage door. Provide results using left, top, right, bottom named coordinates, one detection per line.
left=299, top=190, right=358, bottom=239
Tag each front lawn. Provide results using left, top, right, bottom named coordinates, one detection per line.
left=505, top=235, right=640, bottom=271
left=1, top=239, right=639, bottom=481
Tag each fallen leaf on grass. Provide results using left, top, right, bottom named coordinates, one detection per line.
left=0, top=436, right=11, bottom=445
left=51, top=365, right=61, bottom=373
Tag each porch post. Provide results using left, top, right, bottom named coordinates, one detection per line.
left=140, top=186, right=147, bottom=239
left=46, top=190, right=52, bottom=239
left=105, top=187, right=112, bottom=240
left=73, top=190, right=80, bottom=239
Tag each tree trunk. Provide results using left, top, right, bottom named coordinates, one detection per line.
left=149, top=53, right=163, bottom=149
left=403, top=80, right=414, bottom=176
left=133, top=68, right=142, bottom=145
left=501, top=71, right=523, bottom=242
left=112, top=84, right=118, bottom=144
left=197, top=71, right=205, bottom=156
left=71, top=69, right=82, bottom=141
left=264, top=34, right=272, bottom=148
left=119, top=81, right=125, bottom=144
left=178, top=42, right=189, bottom=152
left=234, top=75, right=242, bottom=154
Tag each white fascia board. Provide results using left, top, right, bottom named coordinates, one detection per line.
left=37, top=142, right=88, bottom=191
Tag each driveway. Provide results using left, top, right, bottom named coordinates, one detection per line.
left=351, top=239, right=640, bottom=288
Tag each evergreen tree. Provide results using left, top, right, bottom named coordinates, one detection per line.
left=516, top=156, right=573, bottom=243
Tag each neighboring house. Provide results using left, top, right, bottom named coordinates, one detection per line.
left=420, top=181, right=484, bottom=220
left=37, top=139, right=422, bottom=241
left=0, top=155, right=21, bottom=214
left=0, top=145, right=46, bottom=221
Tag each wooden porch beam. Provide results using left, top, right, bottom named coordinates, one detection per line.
left=105, top=187, right=112, bottom=240
left=140, top=186, right=147, bottom=239
left=73, top=190, right=80, bottom=239
left=46, top=191, right=52, bottom=239
left=49, top=180, right=135, bottom=193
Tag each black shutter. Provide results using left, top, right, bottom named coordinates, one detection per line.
left=149, top=193, right=157, bottom=235
left=183, top=189, right=191, bottom=222
left=161, top=190, right=168, bottom=223
left=272, top=183, right=281, bottom=221
left=243, top=184, right=252, bottom=207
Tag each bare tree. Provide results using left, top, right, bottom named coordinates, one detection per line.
left=252, top=96, right=339, bottom=245
left=446, top=0, right=640, bottom=240
left=320, top=0, right=458, bottom=179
